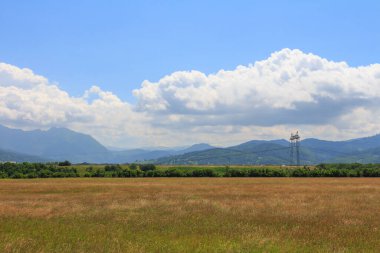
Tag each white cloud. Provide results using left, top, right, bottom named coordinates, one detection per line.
left=132, top=48, right=380, bottom=144
left=1, top=49, right=380, bottom=147
left=0, top=62, right=150, bottom=147
left=0, top=63, right=49, bottom=88
left=134, top=49, right=380, bottom=123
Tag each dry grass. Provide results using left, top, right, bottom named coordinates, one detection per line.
left=0, top=178, right=379, bottom=252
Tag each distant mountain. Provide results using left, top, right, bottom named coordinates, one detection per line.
left=110, top=149, right=175, bottom=163
left=110, top=143, right=216, bottom=163
left=302, top=135, right=380, bottom=154
left=328, top=146, right=380, bottom=163
left=153, top=140, right=292, bottom=165
left=231, top=139, right=289, bottom=151
left=0, top=125, right=217, bottom=163
left=1, top=124, right=380, bottom=164
left=0, top=125, right=108, bottom=162
left=152, top=134, right=380, bottom=165
left=177, top=143, right=215, bottom=154
left=0, top=148, right=49, bottom=163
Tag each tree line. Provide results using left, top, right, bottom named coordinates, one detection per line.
left=1, top=162, right=380, bottom=179
left=0, top=162, right=79, bottom=178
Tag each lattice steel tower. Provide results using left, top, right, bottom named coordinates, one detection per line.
left=289, top=131, right=301, bottom=166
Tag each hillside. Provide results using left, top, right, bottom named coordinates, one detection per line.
left=330, top=146, right=380, bottom=163
left=0, top=148, right=49, bottom=163
left=0, top=125, right=216, bottom=163
left=152, top=135, right=380, bottom=165
left=302, top=135, right=380, bottom=154
left=1, top=124, right=380, bottom=164
left=0, top=125, right=108, bottom=162
left=154, top=142, right=294, bottom=165
left=107, top=143, right=215, bottom=163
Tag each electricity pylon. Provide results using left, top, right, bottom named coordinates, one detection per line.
left=290, top=131, right=301, bottom=166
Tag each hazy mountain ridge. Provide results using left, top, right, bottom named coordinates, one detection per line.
left=0, top=148, right=49, bottom=163
left=0, top=125, right=109, bottom=162
left=153, top=136, right=380, bottom=165
left=1, top=124, right=380, bottom=164
left=0, top=125, right=107, bottom=155
left=0, top=125, right=216, bottom=163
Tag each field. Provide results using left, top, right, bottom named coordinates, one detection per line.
left=1, top=178, right=380, bottom=252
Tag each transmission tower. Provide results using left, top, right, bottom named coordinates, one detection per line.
left=289, top=131, right=301, bottom=166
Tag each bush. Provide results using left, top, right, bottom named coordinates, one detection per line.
left=58, top=160, right=71, bottom=166
left=165, top=169, right=185, bottom=177
left=192, top=169, right=217, bottom=177
left=129, top=163, right=138, bottom=170
left=225, top=169, right=247, bottom=177
left=11, top=172, right=25, bottom=179
left=104, top=164, right=122, bottom=172
left=92, top=169, right=106, bottom=177
left=140, top=164, right=156, bottom=172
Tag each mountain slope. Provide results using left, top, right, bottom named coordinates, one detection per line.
left=330, top=146, right=380, bottom=163
left=0, top=125, right=108, bottom=162
left=109, top=143, right=216, bottom=163
left=178, top=143, right=215, bottom=154
left=154, top=143, right=293, bottom=165
left=152, top=134, right=380, bottom=165
left=0, top=125, right=218, bottom=163
left=302, top=134, right=380, bottom=154
left=1, top=123, right=380, bottom=164
left=0, top=148, right=49, bottom=162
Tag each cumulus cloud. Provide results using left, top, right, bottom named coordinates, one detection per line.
left=0, top=62, right=150, bottom=146
left=134, top=49, right=380, bottom=127
left=0, top=63, right=49, bottom=88
left=1, top=49, right=380, bottom=147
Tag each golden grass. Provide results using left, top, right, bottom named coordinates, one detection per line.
left=0, top=178, right=379, bottom=252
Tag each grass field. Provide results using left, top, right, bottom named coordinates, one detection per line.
left=0, top=178, right=379, bottom=252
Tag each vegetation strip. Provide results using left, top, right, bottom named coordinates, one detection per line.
left=1, top=162, right=380, bottom=178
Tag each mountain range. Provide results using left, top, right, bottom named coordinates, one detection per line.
left=154, top=135, right=380, bottom=165
left=0, top=148, right=49, bottom=163
left=0, top=124, right=379, bottom=164
left=0, top=125, right=214, bottom=163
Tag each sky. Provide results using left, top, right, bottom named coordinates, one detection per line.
left=0, top=1, right=380, bottom=148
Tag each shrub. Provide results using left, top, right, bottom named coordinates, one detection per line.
left=58, top=160, right=71, bottom=166
left=140, top=164, right=156, bottom=172
left=104, top=164, right=122, bottom=172
left=129, top=163, right=138, bottom=170
left=225, top=169, right=247, bottom=177
left=192, top=169, right=217, bottom=177
left=11, top=173, right=25, bottom=179
left=92, top=169, right=105, bottom=177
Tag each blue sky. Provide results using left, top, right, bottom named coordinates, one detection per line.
left=1, top=0, right=379, bottom=101
left=1, top=1, right=380, bottom=147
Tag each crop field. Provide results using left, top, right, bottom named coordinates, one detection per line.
left=1, top=178, right=380, bottom=252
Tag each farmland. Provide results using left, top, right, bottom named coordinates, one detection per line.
left=1, top=178, right=380, bottom=252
